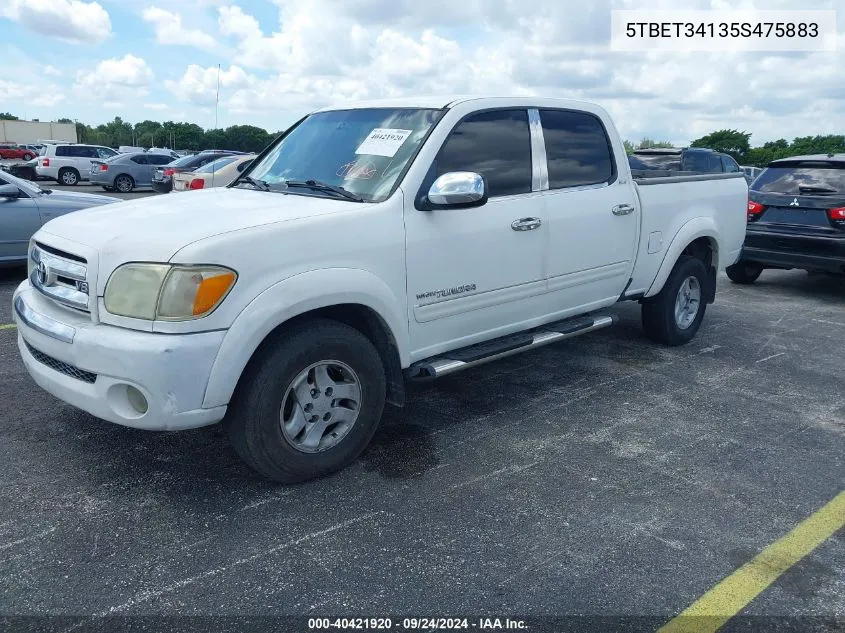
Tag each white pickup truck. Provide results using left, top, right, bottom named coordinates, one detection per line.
left=14, top=96, right=747, bottom=482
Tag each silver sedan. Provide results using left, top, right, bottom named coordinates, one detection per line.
left=0, top=169, right=117, bottom=266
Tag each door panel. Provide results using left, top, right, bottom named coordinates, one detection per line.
left=539, top=109, right=638, bottom=310
left=404, top=109, right=548, bottom=359
left=0, top=193, right=41, bottom=262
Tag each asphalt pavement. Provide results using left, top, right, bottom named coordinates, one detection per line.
left=0, top=268, right=843, bottom=632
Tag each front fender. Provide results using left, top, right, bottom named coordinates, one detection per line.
left=644, top=218, right=720, bottom=298
left=201, top=268, right=409, bottom=409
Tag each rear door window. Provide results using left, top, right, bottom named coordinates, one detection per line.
left=436, top=109, right=532, bottom=198
left=55, top=146, right=73, bottom=157
left=539, top=109, right=615, bottom=188
left=131, top=155, right=148, bottom=165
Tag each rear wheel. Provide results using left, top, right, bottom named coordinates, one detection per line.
left=114, top=174, right=134, bottom=193
left=224, top=319, right=386, bottom=483
left=642, top=256, right=708, bottom=346
left=58, top=168, right=79, bottom=186
left=726, top=261, right=763, bottom=284
left=23, top=153, right=34, bottom=161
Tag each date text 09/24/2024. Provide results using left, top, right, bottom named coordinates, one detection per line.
left=307, top=618, right=527, bottom=630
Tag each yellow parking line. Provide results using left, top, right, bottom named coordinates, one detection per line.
left=659, top=490, right=845, bottom=633
left=0, top=323, right=15, bottom=330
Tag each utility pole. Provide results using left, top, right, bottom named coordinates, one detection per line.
left=214, top=63, right=221, bottom=131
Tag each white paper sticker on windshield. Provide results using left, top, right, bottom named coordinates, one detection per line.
left=355, top=128, right=413, bottom=157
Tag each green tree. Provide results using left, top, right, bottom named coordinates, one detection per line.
left=133, top=120, right=163, bottom=148
left=56, top=117, right=74, bottom=124
left=690, top=129, right=751, bottom=161
left=623, top=140, right=636, bottom=155
left=637, top=138, right=674, bottom=149
left=220, top=125, right=273, bottom=153
left=0, top=112, right=18, bottom=120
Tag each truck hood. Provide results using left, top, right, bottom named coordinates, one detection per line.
left=39, top=187, right=348, bottom=266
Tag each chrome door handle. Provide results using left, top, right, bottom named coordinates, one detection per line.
left=511, top=217, right=542, bottom=231
left=612, top=204, right=635, bottom=216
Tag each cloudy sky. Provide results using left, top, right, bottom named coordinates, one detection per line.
left=0, top=0, right=842, bottom=146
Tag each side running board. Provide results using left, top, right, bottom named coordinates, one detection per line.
left=406, top=314, right=617, bottom=381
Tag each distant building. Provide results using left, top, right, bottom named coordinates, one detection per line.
left=0, top=120, right=77, bottom=144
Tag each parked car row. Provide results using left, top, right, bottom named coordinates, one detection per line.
left=151, top=150, right=253, bottom=193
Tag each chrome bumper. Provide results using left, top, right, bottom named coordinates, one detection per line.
left=14, top=295, right=76, bottom=343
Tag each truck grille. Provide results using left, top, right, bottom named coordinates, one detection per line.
left=24, top=340, right=97, bottom=384
left=30, top=242, right=90, bottom=313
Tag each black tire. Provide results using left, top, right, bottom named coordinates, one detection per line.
left=726, top=261, right=763, bottom=285
left=114, top=174, right=134, bottom=193
left=224, top=318, right=386, bottom=483
left=23, top=153, right=34, bottom=161
left=642, top=256, right=709, bottom=346
left=58, top=168, right=79, bottom=186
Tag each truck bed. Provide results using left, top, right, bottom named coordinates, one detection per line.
left=626, top=172, right=748, bottom=296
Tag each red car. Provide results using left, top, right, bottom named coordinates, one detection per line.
left=0, top=144, right=36, bottom=160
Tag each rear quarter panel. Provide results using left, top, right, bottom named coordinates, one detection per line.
left=629, top=174, right=748, bottom=297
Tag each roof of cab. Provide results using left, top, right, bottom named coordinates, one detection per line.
left=313, top=95, right=603, bottom=113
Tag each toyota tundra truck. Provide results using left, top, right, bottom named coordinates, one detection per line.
left=13, top=96, right=748, bottom=482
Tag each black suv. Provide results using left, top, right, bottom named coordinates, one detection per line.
left=726, top=154, right=845, bottom=283
left=151, top=150, right=246, bottom=193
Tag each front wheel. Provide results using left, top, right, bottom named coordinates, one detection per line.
left=726, top=261, right=763, bottom=285
left=642, top=256, right=709, bottom=346
left=23, top=153, right=34, bottom=161
left=224, top=319, right=386, bottom=483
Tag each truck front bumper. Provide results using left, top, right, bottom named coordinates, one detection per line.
left=13, top=283, right=228, bottom=431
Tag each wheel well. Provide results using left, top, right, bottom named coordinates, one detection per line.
left=682, top=237, right=718, bottom=303
left=115, top=173, right=135, bottom=185
left=252, top=304, right=405, bottom=408
left=58, top=166, right=79, bottom=174
left=682, top=236, right=717, bottom=270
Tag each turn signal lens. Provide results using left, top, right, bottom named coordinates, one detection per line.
left=156, top=267, right=237, bottom=319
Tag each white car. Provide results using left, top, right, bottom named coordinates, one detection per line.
left=14, top=96, right=747, bottom=483
left=172, top=154, right=256, bottom=191
left=35, top=144, right=119, bottom=185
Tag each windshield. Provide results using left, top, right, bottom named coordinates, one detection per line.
left=243, top=108, right=443, bottom=202
left=197, top=156, right=238, bottom=173
left=0, top=168, right=44, bottom=195
left=752, top=165, right=845, bottom=194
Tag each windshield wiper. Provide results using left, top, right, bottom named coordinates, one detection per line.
left=797, top=184, right=838, bottom=194
left=282, top=179, right=364, bottom=202
left=235, top=175, right=270, bottom=191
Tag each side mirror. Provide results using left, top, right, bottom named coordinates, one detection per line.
left=424, top=171, right=487, bottom=209
left=0, top=184, right=20, bottom=199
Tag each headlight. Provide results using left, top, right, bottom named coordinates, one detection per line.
left=104, top=263, right=237, bottom=321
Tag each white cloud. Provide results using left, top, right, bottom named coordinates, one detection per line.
left=74, top=54, right=155, bottom=102
left=32, top=93, right=66, bottom=107
left=164, top=64, right=253, bottom=106
left=0, top=0, right=111, bottom=43
left=198, top=0, right=844, bottom=145
left=43, top=65, right=62, bottom=77
left=142, top=7, right=218, bottom=53
left=143, top=103, right=169, bottom=111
